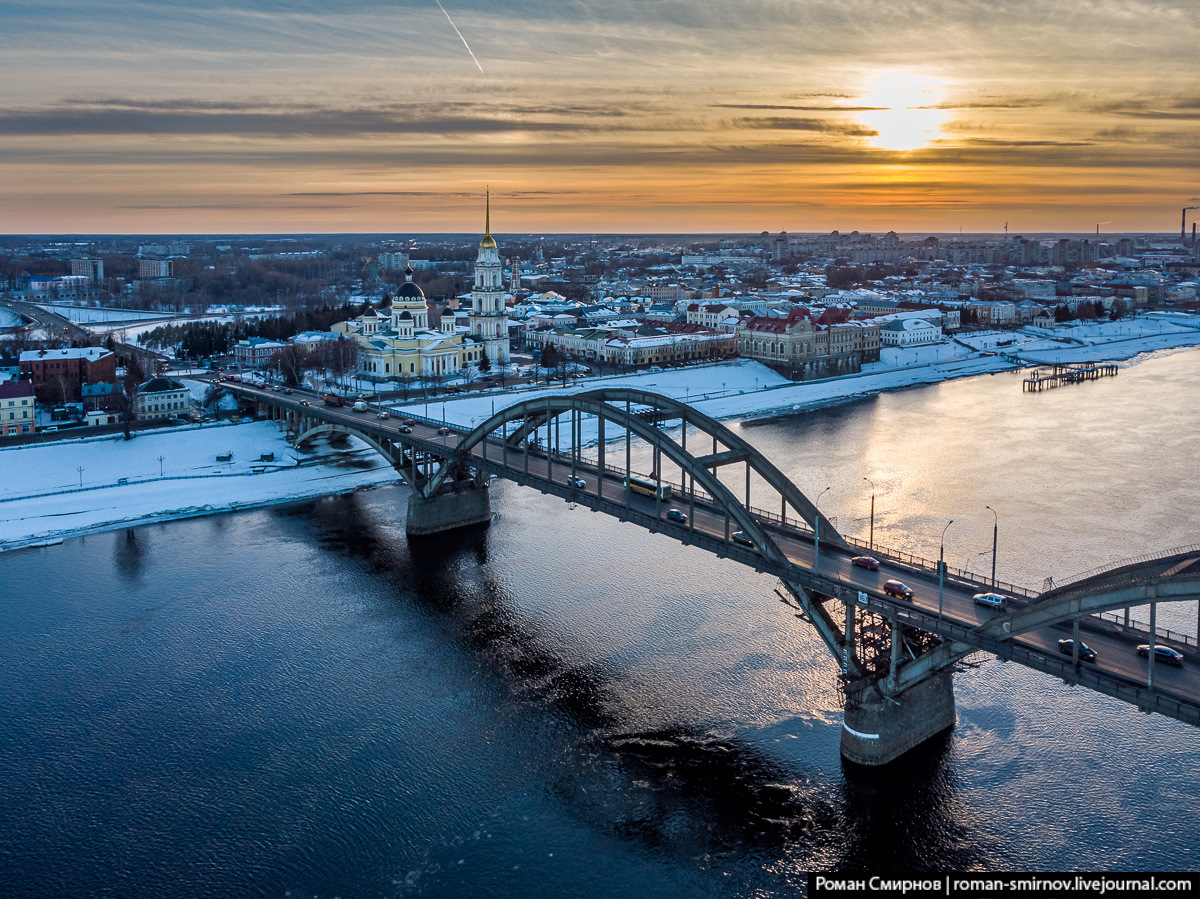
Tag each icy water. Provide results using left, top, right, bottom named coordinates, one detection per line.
left=2, top=349, right=1199, bottom=897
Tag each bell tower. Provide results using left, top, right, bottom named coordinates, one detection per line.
left=468, top=191, right=510, bottom=365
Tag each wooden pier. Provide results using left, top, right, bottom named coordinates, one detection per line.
left=1023, top=362, right=1119, bottom=392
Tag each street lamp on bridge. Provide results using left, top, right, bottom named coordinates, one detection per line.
left=938, top=519, right=954, bottom=620
left=986, top=505, right=998, bottom=587
left=863, top=476, right=876, bottom=551
left=814, top=486, right=832, bottom=570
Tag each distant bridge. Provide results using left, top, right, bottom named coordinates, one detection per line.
left=225, top=380, right=1200, bottom=765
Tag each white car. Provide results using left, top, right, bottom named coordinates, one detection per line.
left=973, top=592, right=1006, bottom=610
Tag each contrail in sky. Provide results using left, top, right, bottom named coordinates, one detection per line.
left=433, top=0, right=485, bottom=73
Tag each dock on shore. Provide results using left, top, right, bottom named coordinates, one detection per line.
left=1022, top=362, right=1119, bottom=392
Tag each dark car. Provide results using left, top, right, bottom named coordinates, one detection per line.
left=731, top=530, right=755, bottom=547
left=852, top=555, right=880, bottom=571
left=402, top=419, right=415, bottom=426
left=666, top=509, right=688, bottom=524
left=1137, top=644, right=1184, bottom=667
left=1057, top=639, right=1096, bottom=663
left=300, top=400, right=311, bottom=406
left=437, top=426, right=452, bottom=435
left=398, top=425, right=413, bottom=434
left=285, top=388, right=294, bottom=395
left=883, top=579, right=914, bottom=601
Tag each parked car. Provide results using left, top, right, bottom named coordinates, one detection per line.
left=883, top=579, right=914, bottom=601
left=1057, top=639, right=1096, bottom=662
left=852, top=556, right=880, bottom=571
left=731, top=530, right=754, bottom=547
left=973, top=592, right=1006, bottom=610
left=1137, top=644, right=1184, bottom=667
left=666, top=509, right=688, bottom=524
left=568, top=476, right=586, bottom=489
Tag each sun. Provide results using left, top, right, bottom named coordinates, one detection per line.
left=856, top=72, right=947, bottom=151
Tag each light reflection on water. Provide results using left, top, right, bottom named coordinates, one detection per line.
left=1, top=350, right=1198, bottom=896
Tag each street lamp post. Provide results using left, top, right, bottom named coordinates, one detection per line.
left=986, top=505, right=998, bottom=587
left=158, top=455, right=164, bottom=477
left=77, top=466, right=84, bottom=487
left=863, top=476, right=875, bottom=551
left=938, top=519, right=954, bottom=620
left=815, top=486, right=832, bottom=570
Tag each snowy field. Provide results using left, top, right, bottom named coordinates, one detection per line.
left=0, top=308, right=22, bottom=328
left=0, top=421, right=397, bottom=552
left=35, top=303, right=168, bottom=323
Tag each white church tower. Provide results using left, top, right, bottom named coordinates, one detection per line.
left=469, top=192, right=510, bottom=365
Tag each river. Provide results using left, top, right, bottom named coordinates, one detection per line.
left=2, top=349, right=1198, bottom=897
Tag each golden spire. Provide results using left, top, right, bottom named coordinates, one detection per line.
left=480, top=189, right=497, bottom=249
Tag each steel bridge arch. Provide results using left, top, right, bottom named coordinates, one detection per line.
left=985, top=573, right=1200, bottom=641
left=438, top=387, right=844, bottom=541
left=294, top=422, right=403, bottom=468
left=428, top=388, right=846, bottom=568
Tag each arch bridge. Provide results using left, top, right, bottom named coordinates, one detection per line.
left=231, top=382, right=1200, bottom=765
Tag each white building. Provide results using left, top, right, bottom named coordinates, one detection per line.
left=468, top=194, right=511, bottom=365
left=135, top=377, right=190, bottom=421
left=879, top=317, right=943, bottom=347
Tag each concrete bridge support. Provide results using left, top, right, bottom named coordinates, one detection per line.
left=840, top=671, right=956, bottom=766
left=406, top=485, right=492, bottom=536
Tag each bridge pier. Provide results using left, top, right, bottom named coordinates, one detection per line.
left=840, top=671, right=956, bottom=766
left=406, top=485, right=492, bottom=536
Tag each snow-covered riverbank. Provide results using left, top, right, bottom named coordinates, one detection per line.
left=0, top=421, right=397, bottom=552
left=398, top=315, right=1200, bottom=432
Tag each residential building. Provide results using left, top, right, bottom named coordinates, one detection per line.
left=139, top=258, right=174, bottom=279
left=234, top=337, right=288, bottom=369
left=0, top=380, right=36, bottom=435
left=966, top=300, right=1017, bottom=326
left=71, top=257, right=104, bottom=284
left=879, top=317, right=943, bottom=347
left=738, top=309, right=880, bottom=380
left=134, top=377, right=190, bottom=421
left=19, top=346, right=117, bottom=404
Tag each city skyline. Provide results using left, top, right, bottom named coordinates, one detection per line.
left=2, top=0, right=1197, bottom=234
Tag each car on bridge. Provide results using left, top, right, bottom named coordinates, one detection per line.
left=398, top=425, right=412, bottom=434
left=666, top=509, right=688, bottom=524
left=972, top=592, right=1007, bottom=610
left=731, top=530, right=755, bottom=548
left=883, top=579, right=914, bottom=601
left=1137, top=644, right=1184, bottom=667
left=852, top=555, right=880, bottom=571
left=377, top=410, right=389, bottom=419
left=1057, top=639, right=1096, bottom=663
left=568, top=476, right=586, bottom=489
left=437, top=426, right=452, bottom=435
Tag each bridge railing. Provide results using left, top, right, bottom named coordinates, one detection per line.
left=1092, top=610, right=1198, bottom=650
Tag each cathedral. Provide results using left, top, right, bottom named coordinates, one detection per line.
left=336, top=198, right=510, bottom=382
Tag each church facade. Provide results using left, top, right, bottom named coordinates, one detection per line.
left=335, top=200, right=509, bottom=382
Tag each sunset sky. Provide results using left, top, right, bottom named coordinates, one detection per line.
left=3, top=0, right=1197, bottom=234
